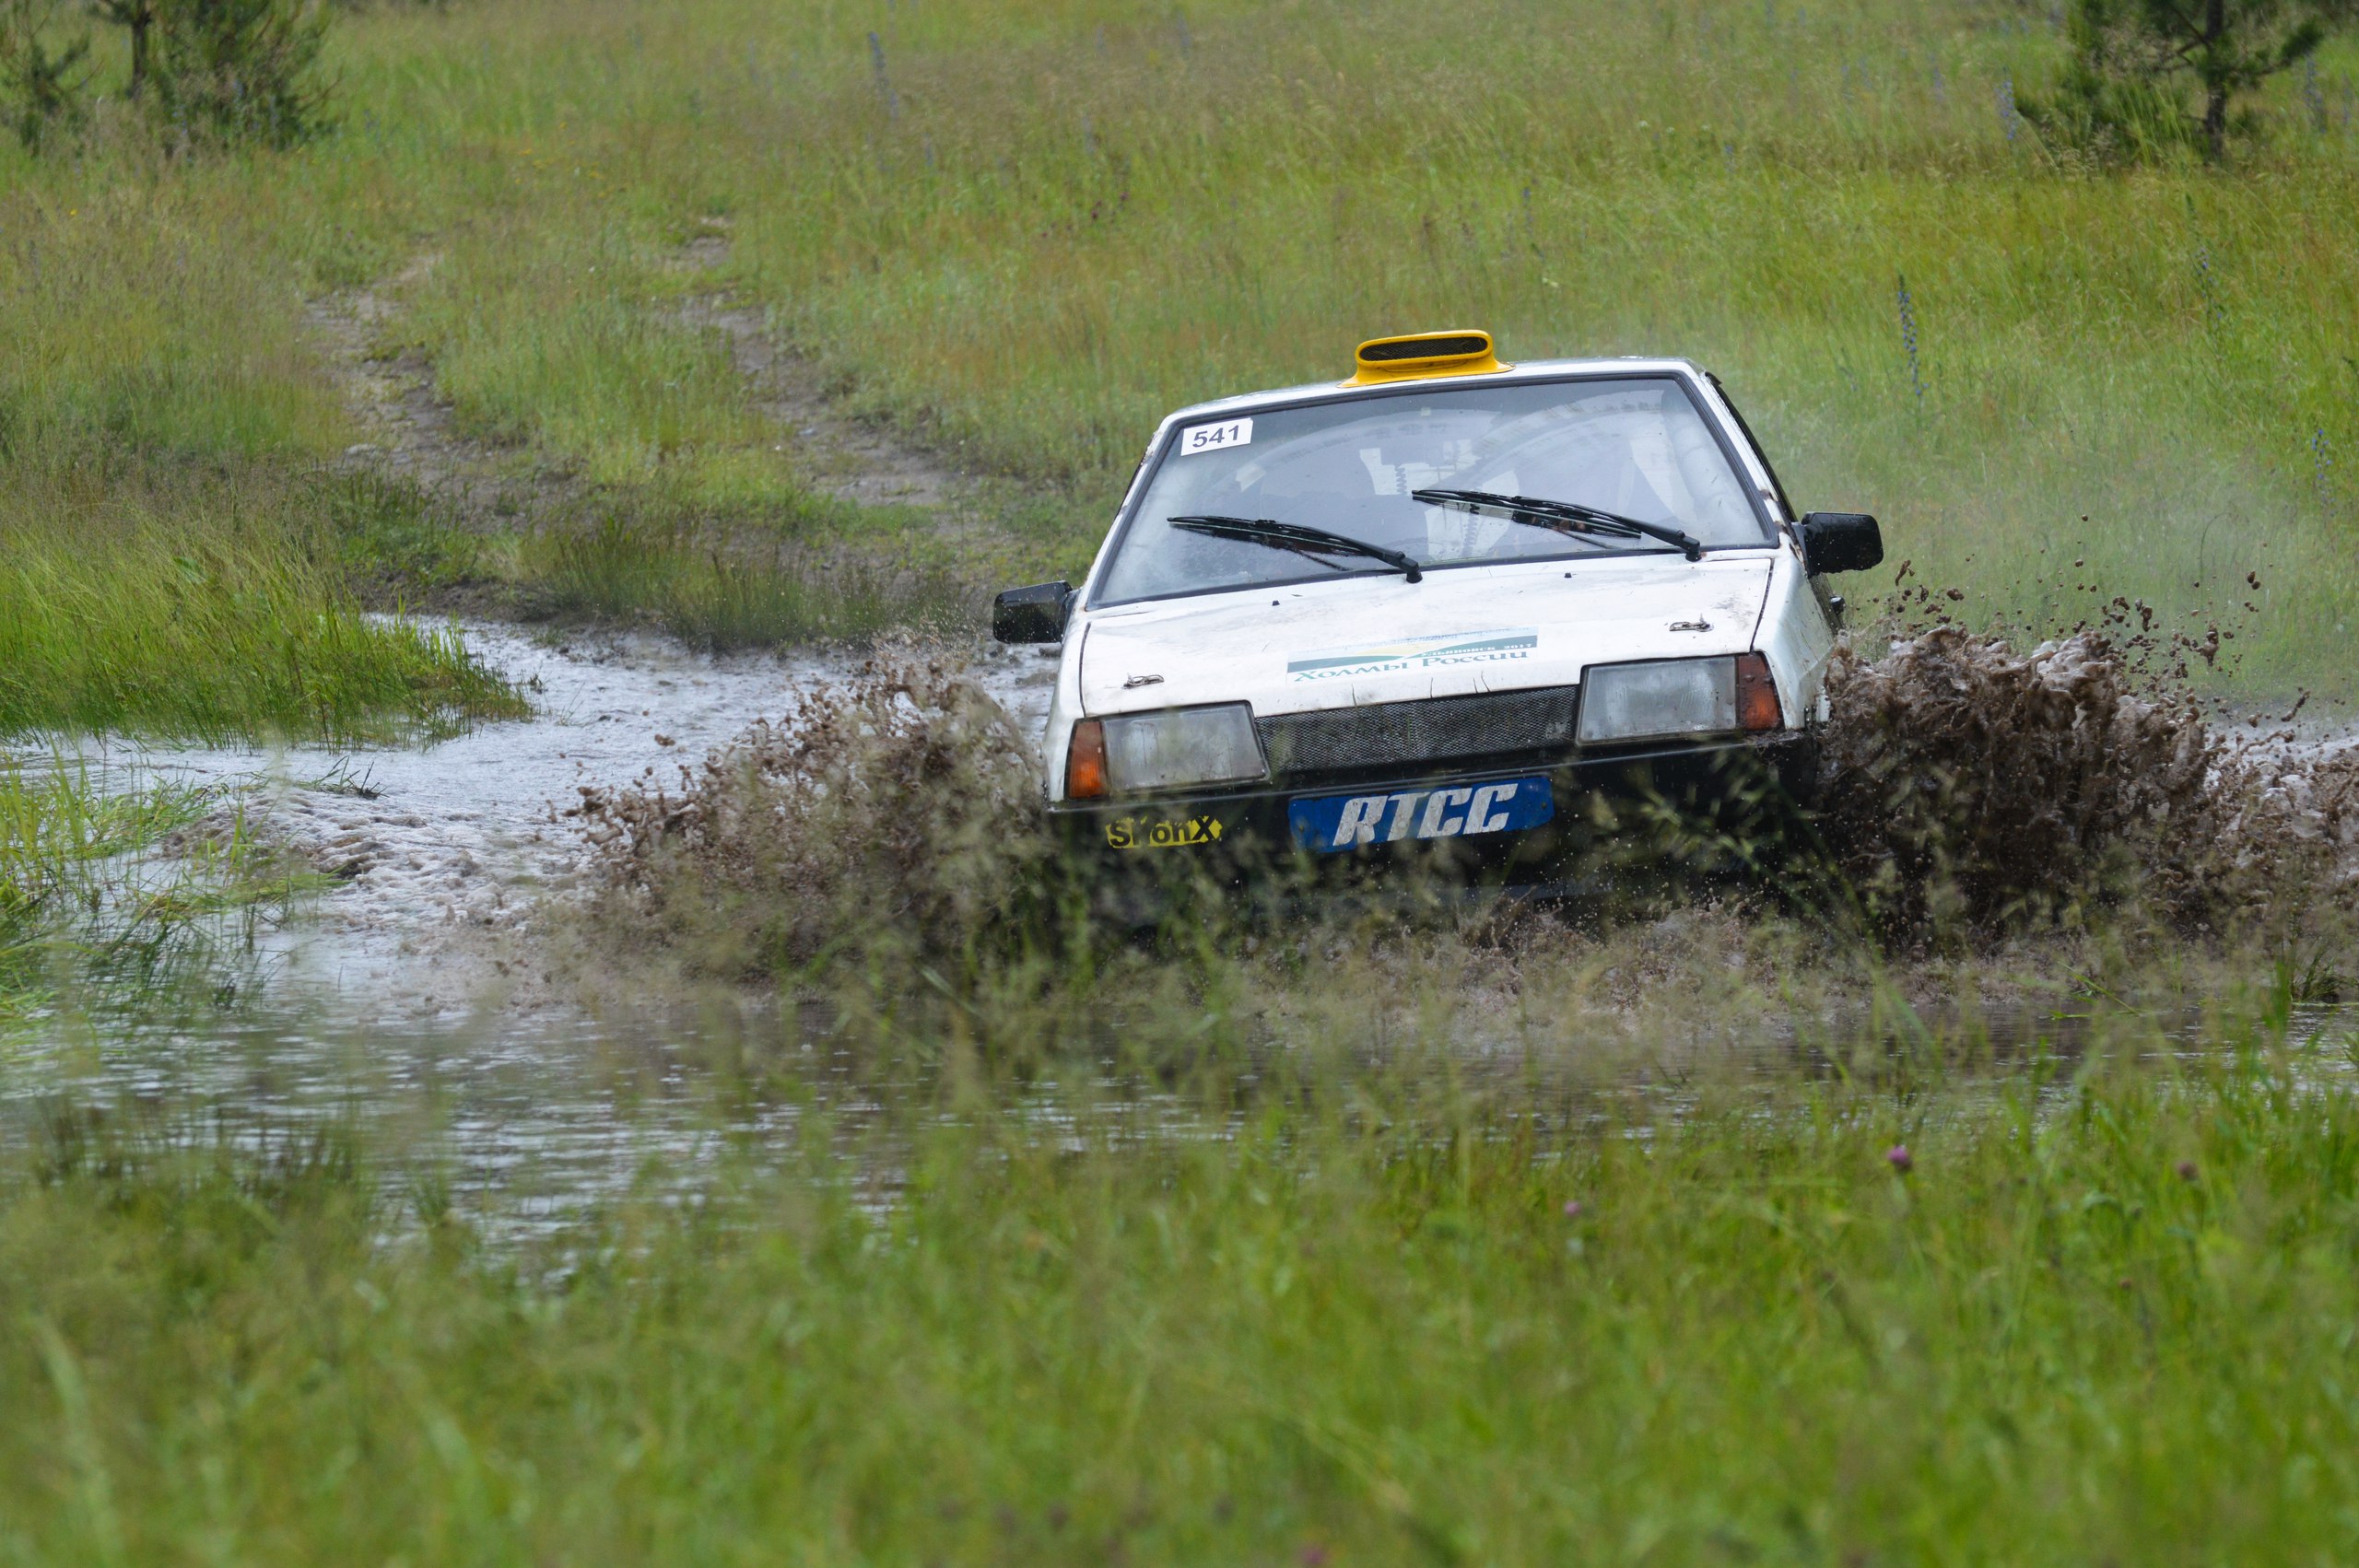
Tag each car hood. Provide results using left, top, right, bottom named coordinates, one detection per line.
left=1076, top=554, right=1779, bottom=720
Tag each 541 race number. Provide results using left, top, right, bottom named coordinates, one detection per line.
left=1179, top=417, right=1252, bottom=455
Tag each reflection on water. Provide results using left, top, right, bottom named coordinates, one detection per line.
left=9, top=1001, right=784, bottom=1233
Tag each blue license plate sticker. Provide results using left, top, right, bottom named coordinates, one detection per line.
left=1287, top=777, right=1555, bottom=855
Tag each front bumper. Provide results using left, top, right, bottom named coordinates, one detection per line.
left=1048, top=731, right=1818, bottom=889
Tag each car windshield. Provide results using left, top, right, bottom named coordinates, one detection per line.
left=1095, top=376, right=1771, bottom=605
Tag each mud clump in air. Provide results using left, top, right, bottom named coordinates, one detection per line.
left=1814, top=626, right=2359, bottom=944
left=570, top=653, right=1063, bottom=981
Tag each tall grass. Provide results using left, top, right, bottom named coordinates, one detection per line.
left=409, top=226, right=783, bottom=494
left=330, top=0, right=2359, bottom=692
left=0, top=174, right=522, bottom=740
left=6, top=995, right=2358, bottom=1562
left=0, top=757, right=284, bottom=1017
left=0, top=168, right=528, bottom=741
left=0, top=461, right=524, bottom=742
left=514, top=503, right=968, bottom=647
left=0, top=164, right=343, bottom=462
left=11, top=0, right=2356, bottom=688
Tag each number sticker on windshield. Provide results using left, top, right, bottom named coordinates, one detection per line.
left=1180, top=417, right=1252, bottom=455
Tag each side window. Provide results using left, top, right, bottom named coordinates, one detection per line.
left=1705, top=372, right=1794, bottom=523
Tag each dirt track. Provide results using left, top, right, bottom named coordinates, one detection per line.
left=305, top=237, right=971, bottom=527
left=254, top=251, right=1053, bottom=1017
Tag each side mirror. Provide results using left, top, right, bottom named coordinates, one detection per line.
left=1797, top=512, right=1884, bottom=576
left=992, top=580, right=1074, bottom=644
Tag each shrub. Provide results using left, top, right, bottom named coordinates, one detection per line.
left=2025, top=0, right=2353, bottom=160
left=148, top=0, right=332, bottom=149
left=0, top=0, right=88, bottom=151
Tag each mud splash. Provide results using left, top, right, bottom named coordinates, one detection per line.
left=15, top=623, right=2355, bottom=1238
left=1816, top=627, right=2359, bottom=942
left=571, top=651, right=1056, bottom=979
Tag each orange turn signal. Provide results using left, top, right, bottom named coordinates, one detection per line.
left=1065, top=719, right=1109, bottom=799
left=1735, top=653, right=1784, bottom=732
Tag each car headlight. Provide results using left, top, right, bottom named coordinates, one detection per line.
left=1066, top=704, right=1267, bottom=797
left=1578, top=655, right=1783, bottom=744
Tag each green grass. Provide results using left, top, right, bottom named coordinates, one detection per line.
left=324, top=467, right=971, bottom=649
left=410, top=227, right=782, bottom=493
left=0, top=165, right=343, bottom=462
left=510, top=506, right=968, bottom=648
left=314, top=0, right=2359, bottom=695
left=0, top=460, right=524, bottom=743
left=6, top=985, right=2358, bottom=1562
left=6, top=0, right=2355, bottom=693
left=0, top=154, right=528, bottom=742
left=0, top=755, right=298, bottom=1019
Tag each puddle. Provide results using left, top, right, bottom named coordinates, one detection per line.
left=13, top=982, right=2346, bottom=1246
left=4, top=622, right=1066, bottom=1233
left=48, top=623, right=1059, bottom=1020
left=15, top=1002, right=805, bottom=1237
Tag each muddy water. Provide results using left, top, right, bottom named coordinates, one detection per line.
left=6, top=625, right=1062, bottom=1225
left=78, top=624, right=1060, bottom=1015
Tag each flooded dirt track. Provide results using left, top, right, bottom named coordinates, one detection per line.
left=71, top=624, right=1059, bottom=1018
left=24, top=1007, right=797, bottom=1239
left=6, top=623, right=1062, bottom=1229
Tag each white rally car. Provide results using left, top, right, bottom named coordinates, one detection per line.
left=992, top=331, right=1883, bottom=885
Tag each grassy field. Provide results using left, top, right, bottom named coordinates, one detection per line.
left=5, top=0, right=2359, bottom=1556
left=6, top=981, right=2358, bottom=1563
left=6, top=0, right=2355, bottom=700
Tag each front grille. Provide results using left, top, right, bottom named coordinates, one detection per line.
left=1255, top=685, right=1580, bottom=782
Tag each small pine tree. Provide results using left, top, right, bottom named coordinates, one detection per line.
left=148, top=0, right=331, bottom=149
left=0, top=0, right=90, bottom=150
left=2028, top=0, right=2356, bottom=159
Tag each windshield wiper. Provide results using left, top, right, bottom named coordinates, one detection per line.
left=1412, top=488, right=1704, bottom=562
left=1168, top=515, right=1424, bottom=583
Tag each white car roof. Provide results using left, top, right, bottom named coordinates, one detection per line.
left=1155, top=357, right=1708, bottom=429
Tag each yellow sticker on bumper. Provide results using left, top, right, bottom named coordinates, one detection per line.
left=1106, top=815, right=1225, bottom=850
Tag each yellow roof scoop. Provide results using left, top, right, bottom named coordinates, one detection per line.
left=1348, top=330, right=1507, bottom=386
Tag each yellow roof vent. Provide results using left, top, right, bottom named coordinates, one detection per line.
left=1348, top=330, right=1507, bottom=386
